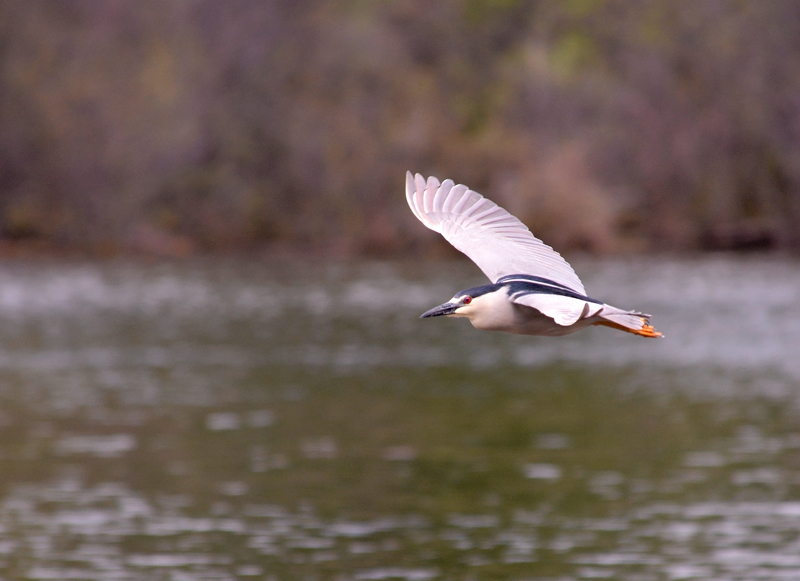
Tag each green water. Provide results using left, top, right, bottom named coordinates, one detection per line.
left=0, top=256, right=798, bottom=580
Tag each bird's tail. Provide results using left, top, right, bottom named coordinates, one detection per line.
left=593, top=306, right=663, bottom=338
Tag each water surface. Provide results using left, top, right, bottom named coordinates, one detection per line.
left=0, top=255, right=798, bottom=580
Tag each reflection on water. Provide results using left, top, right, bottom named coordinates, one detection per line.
left=0, top=255, right=798, bottom=579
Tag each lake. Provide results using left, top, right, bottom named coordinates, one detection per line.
left=0, top=254, right=798, bottom=580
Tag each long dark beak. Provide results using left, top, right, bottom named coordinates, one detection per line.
left=420, top=302, right=458, bottom=318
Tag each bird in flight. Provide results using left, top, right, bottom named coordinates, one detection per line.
left=406, top=172, right=662, bottom=338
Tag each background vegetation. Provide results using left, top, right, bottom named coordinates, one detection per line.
left=2, top=0, right=800, bottom=256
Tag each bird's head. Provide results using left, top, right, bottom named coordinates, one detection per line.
left=420, top=284, right=499, bottom=320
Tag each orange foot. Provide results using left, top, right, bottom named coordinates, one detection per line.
left=594, top=319, right=664, bottom=338
left=634, top=323, right=664, bottom=338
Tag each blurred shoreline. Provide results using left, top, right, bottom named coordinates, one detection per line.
left=0, top=236, right=796, bottom=264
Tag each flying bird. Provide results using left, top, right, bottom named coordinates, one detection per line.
left=406, top=172, right=662, bottom=338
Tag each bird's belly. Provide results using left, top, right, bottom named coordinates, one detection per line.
left=472, top=303, right=586, bottom=337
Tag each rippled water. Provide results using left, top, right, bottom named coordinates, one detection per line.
left=0, top=255, right=798, bottom=580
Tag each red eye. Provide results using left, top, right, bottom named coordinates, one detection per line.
left=462, top=296, right=472, bottom=304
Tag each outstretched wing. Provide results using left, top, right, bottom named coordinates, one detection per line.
left=406, top=172, right=587, bottom=295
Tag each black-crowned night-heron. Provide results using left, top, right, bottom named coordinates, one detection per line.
left=407, top=172, right=662, bottom=338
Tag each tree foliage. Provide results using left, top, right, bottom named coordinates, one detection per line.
left=1, top=0, right=799, bottom=254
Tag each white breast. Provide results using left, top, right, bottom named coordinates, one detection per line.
left=467, top=290, right=591, bottom=337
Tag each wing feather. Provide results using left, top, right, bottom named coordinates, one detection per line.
left=423, top=176, right=439, bottom=214
left=406, top=172, right=586, bottom=294
left=433, top=179, right=453, bottom=215
left=513, top=294, right=603, bottom=326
